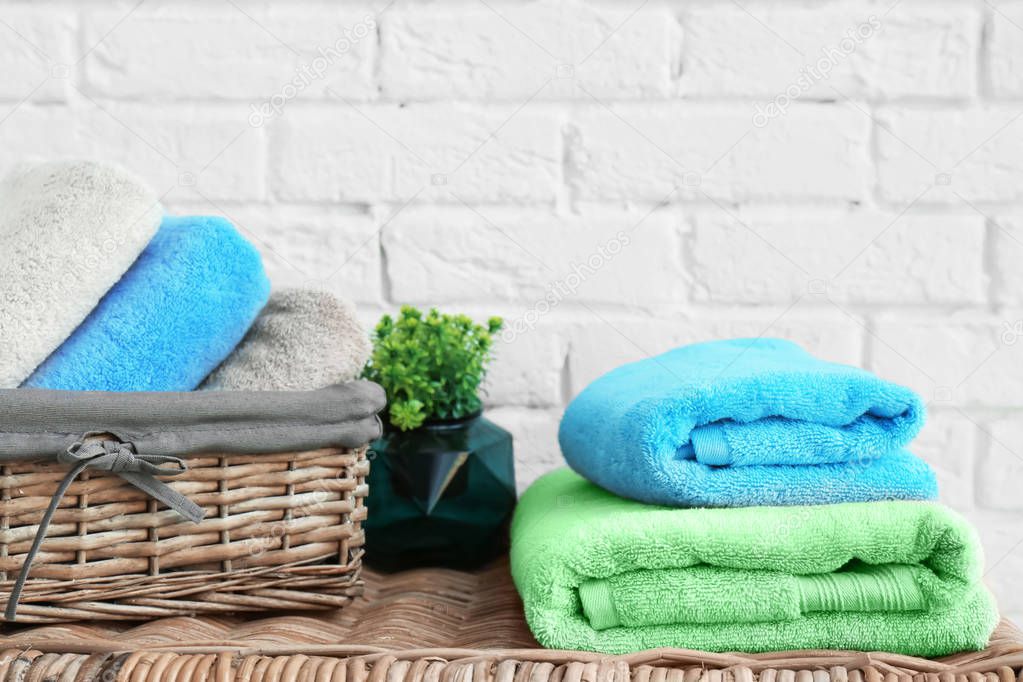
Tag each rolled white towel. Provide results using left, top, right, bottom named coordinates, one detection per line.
left=0, top=159, right=162, bottom=387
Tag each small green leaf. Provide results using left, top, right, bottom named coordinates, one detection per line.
left=390, top=398, right=426, bottom=431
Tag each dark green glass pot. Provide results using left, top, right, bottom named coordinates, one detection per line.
left=364, top=411, right=516, bottom=571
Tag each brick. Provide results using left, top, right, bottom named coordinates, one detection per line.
left=964, top=510, right=1023, bottom=614
left=0, top=7, right=75, bottom=101
left=166, top=203, right=383, bottom=305
left=83, top=5, right=376, bottom=100
left=566, top=311, right=864, bottom=396
left=380, top=206, right=687, bottom=305
left=912, top=410, right=976, bottom=512
left=977, top=417, right=1023, bottom=511
left=877, top=107, right=1023, bottom=203
left=0, top=103, right=263, bottom=200
left=680, top=2, right=978, bottom=98
left=0, top=105, right=79, bottom=180
left=988, top=2, right=1023, bottom=98
left=485, top=407, right=563, bottom=492
left=991, top=215, right=1023, bottom=306
left=869, top=315, right=1023, bottom=407
left=271, top=103, right=561, bottom=203
left=567, top=103, right=870, bottom=203
left=380, top=1, right=675, bottom=100
left=486, top=329, right=566, bottom=409
left=688, top=208, right=987, bottom=304
left=95, top=103, right=265, bottom=201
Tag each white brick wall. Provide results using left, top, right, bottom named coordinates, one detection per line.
left=2, top=0, right=1022, bottom=618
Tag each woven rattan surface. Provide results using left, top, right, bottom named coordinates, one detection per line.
left=0, top=446, right=368, bottom=622
left=0, top=559, right=1019, bottom=682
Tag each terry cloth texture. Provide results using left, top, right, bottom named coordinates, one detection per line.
left=24, top=215, right=270, bottom=391
left=201, top=289, right=371, bottom=391
left=0, top=380, right=385, bottom=459
left=0, top=160, right=161, bottom=388
left=559, top=337, right=935, bottom=507
left=511, top=468, right=999, bottom=656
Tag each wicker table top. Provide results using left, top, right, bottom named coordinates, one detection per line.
left=0, top=559, right=1020, bottom=682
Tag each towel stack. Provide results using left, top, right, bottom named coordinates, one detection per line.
left=0, top=159, right=370, bottom=392
left=511, top=338, right=999, bottom=656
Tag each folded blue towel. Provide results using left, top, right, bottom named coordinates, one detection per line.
left=559, top=338, right=936, bottom=507
left=24, top=216, right=270, bottom=391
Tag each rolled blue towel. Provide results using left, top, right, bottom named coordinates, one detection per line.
left=24, top=216, right=270, bottom=391
left=559, top=337, right=936, bottom=507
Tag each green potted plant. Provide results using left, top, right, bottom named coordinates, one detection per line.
left=362, top=306, right=515, bottom=570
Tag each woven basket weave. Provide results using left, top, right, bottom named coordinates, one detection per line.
left=0, top=445, right=368, bottom=622
left=0, top=560, right=1019, bottom=682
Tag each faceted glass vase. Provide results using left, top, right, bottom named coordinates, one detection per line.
left=364, top=413, right=516, bottom=571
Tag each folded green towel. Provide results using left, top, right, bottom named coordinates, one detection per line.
left=511, top=469, right=998, bottom=656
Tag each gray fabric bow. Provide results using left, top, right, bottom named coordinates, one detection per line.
left=4, top=438, right=205, bottom=621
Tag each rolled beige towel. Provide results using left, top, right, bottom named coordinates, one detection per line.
left=201, top=289, right=371, bottom=391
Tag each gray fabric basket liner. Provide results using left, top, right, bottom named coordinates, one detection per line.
left=0, top=380, right=386, bottom=461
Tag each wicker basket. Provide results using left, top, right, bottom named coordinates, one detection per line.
left=0, top=560, right=1019, bottom=682
left=0, top=445, right=369, bottom=623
